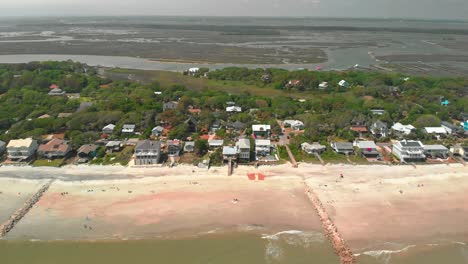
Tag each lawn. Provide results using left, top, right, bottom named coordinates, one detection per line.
left=91, top=146, right=135, bottom=166
left=33, top=159, right=65, bottom=167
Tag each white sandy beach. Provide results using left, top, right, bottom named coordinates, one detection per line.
left=1, top=163, right=467, bottom=252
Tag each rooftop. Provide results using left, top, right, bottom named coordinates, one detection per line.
left=38, top=139, right=69, bottom=153
left=424, top=145, right=448, bottom=151
left=7, top=138, right=35, bottom=148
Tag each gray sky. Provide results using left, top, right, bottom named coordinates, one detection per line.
left=1, top=0, right=467, bottom=20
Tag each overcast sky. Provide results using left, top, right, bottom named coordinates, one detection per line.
left=1, top=0, right=467, bottom=20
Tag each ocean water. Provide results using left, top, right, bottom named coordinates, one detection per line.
left=1, top=232, right=467, bottom=264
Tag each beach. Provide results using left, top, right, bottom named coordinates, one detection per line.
left=0, top=163, right=467, bottom=263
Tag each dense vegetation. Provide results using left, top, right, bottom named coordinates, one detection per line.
left=0, top=62, right=466, bottom=152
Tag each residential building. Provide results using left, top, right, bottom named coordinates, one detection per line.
left=370, top=120, right=389, bottom=138
left=208, top=139, right=224, bottom=149
left=122, top=124, right=136, bottom=134
left=167, top=140, right=182, bottom=157
left=355, top=140, right=379, bottom=158
left=48, top=88, right=66, bottom=96
left=184, top=141, right=195, bottom=153
left=163, top=101, right=179, bottom=111
left=330, top=142, right=354, bottom=155
left=135, top=140, right=161, bottom=165
left=188, top=67, right=200, bottom=76
left=424, top=127, right=447, bottom=136
left=391, top=123, right=415, bottom=136
left=77, top=144, right=99, bottom=163
left=441, top=121, right=459, bottom=135
left=424, top=145, right=449, bottom=159
left=318, top=82, right=328, bottom=89
left=105, top=141, right=123, bottom=153
left=0, top=140, right=6, bottom=154
left=102, top=124, right=115, bottom=135
left=210, top=120, right=222, bottom=133
left=255, top=139, right=271, bottom=157
left=283, top=120, right=305, bottom=130
left=38, top=114, right=51, bottom=119
left=236, top=138, right=251, bottom=161
left=185, top=116, right=198, bottom=133
left=286, top=80, right=302, bottom=89
left=223, top=146, right=238, bottom=160
left=152, top=126, right=164, bottom=137
left=350, top=125, right=368, bottom=135
left=252, top=124, right=271, bottom=138
left=227, top=121, right=246, bottom=132
left=338, top=80, right=350, bottom=88
left=370, top=109, right=385, bottom=115
left=58, top=113, right=73, bottom=118
left=301, top=142, right=326, bottom=154
left=392, top=140, right=426, bottom=162
left=37, top=139, right=71, bottom=159
left=7, top=138, right=38, bottom=161
left=226, top=106, right=242, bottom=113
left=226, top=101, right=236, bottom=107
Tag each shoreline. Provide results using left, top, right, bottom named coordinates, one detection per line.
left=0, top=163, right=467, bottom=255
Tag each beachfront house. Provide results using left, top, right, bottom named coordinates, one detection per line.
left=424, top=145, right=449, bottom=159
left=283, top=120, right=305, bottom=131
left=451, top=145, right=468, bottom=160
left=392, top=140, right=425, bottom=162
left=102, top=124, right=116, bottom=135
left=252, top=124, right=271, bottom=138
left=330, top=142, right=354, bottom=155
left=105, top=141, right=123, bottom=153
left=77, top=144, right=99, bottom=163
left=152, top=126, right=164, bottom=137
left=7, top=138, right=39, bottom=161
left=222, top=146, right=238, bottom=160
left=301, top=142, right=326, bottom=154
left=208, top=139, right=224, bottom=149
left=37, top=139, right=71, bottom=159
left=255, top=139, right=271, bottom=157
left=167, top=140, right=182, bottom=157
left=354, top=140, right=379, bottom=158
left=391, top=123, right=415, bottom=137
left=184, top=141, right=195, bottom=153
left=135, top=140, right=161, bottom=165
left=370, top=120, right=389, bottom=138
left=236, top=138, right=251, bottom=161
left=122, top=124, right=136, bottom=134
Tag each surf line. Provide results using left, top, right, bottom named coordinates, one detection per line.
left=303, top=182, right=357, bottom=264
left=0, top=180, right=54, bottom=237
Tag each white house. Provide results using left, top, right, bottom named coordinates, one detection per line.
left=7, top=138, right=38, bottom=161
left=283, top=120, right=305, bottom=130
left=391, top=123, right=415, bottom=136
left=318, top=82, right=328, bottom=89
left=255, top=139, right=271, bottom=156
left=392, top=140, right=425, bottom=162
left=122, top=124, right=136, bottom=134
left=208, top=139, right=224, bottom=149
left=252, top=124, right=271, bottom=138
left=188, top=68, right=200, bottom=76
left=354, top=140, right=379, bottom=158
left=102, top=124, right=116, bottom=135
left=424, top=127, right=447, bottom=137
left=338, top=80, right=350, bottom=88
left=301, top=142, right=326, bottom=154
left=226, top=106, right=242, bottom=113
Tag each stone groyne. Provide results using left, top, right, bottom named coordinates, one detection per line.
left=0, top=181, right=53, bottom=238
left=304, top=183, right=357, bottom=264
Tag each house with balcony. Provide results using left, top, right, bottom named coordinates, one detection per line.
left=391, top=123, right=415, bottom=137
left=392, top=140, right=426, bottom=162
left=301, top=142, right=326, bottom=154
left=102, top=124, right=115, bottom=135
left=167, top=140, right=182, bottom=157
left=330, top=142, right=354, bottom=155
left=122, top=124, right=136, bottom=134
left=236, top=138, right=251, bottom=161
left=135, top=140, right=161, bottom=165
left=424, top=145, right=449, bottom=159
left=354, top=140, right=380, bottom=158
left=222, top=146, right=238, bottom=160
left=37, top=139, right=71, bottom=159
left=370, top=120, right=389, bottom=138
left=255, top=139, right=271, bottom=157
left=7, top=138, right=39, bottom=161
left=252, top=124, right=271, bottom=138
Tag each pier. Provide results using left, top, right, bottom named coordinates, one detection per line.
left=0, top=181, right=53, bottom=237
left=303, top=182, right=356, bottom=264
